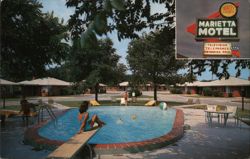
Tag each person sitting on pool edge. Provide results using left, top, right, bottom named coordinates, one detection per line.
left=78, top=101, right=105, bottom=133
left=19, top=96, right=30, bottom=126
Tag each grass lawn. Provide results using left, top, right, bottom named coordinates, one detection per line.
left=112, top=95, right=154, bottom=99
left=231, top=99, right=250, bottom=104
left=57, top=100, right=186, bottom=107
left=0, top=100, right=186, bottom=111
left=0, top=105, right=20, bottom=111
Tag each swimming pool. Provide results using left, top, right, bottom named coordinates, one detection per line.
left=39, top=106, right=176, bottom=144
left=25, top=106, right=184, bottom=153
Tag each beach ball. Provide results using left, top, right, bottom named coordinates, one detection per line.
left=159, top=102, right=168, bottom=110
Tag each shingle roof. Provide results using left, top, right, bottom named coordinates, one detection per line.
left=0, top=79, right=17, bottom=85
left=99, top=83, right=107, bottom=87
left=178, top=77, right=250, bottom=87
left=203, top=77, right=250, bottom=87
left=18, top=77, right=71, bottom=86
left=119, top=81, right=129, bottom=86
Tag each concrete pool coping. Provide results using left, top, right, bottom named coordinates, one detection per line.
left=24, top=108, right=184, bottom=154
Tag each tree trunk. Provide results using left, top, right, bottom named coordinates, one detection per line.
left=154, top=83, right=157, bottom=101
left=1, top=86, right=6, bottom=109
left=95, top=83, right=99, bottom=101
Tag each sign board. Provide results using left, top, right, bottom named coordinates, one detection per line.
left=196, top=19, right=238, bottom=40
left=176, top=0, right=250, bottom=59
left=203, top=43, right=232, bottom=56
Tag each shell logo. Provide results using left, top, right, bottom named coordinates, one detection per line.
left=220, top=2, right=237, bottom=18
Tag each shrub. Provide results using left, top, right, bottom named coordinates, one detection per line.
left=203, top=88, right=213, bottom=96
left=213, top=90, right=223, bottom=97
left=61, top=87, right=74, bottom=95
left=99, top=88, right=106, bottom=93
left=228, top=92, right=233, bottom=97
left=129, top=89, right=142, bottom=97
left=170, top=88, right=182, bottom=94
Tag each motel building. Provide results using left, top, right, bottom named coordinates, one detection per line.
left=178, top=77, right=250, bottom=97
left=18, top=77, right=71, bottom=96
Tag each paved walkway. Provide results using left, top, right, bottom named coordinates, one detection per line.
left=146, top=91, right=250, bottom=110
left=94, top=108, right=250, bottom=159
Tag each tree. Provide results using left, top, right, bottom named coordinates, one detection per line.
left=188, top=60, right=250, bottom=80
left=1, top=0, right=69, bottom=81
left=127, top=28, right=186, bottom=100
left=65, top=0, right=249, bottom=79
left=69, top=38, right=126, bottom=100
left=66, top=0, right=175, bottom=46
left=47, top=63, right=72, bottom=82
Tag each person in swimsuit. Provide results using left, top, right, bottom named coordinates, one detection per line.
left=78, top=101, right=105, bottom=133
left=19, top=96, right=30, bottom=126
left=123, top=91, right=128, bottom=106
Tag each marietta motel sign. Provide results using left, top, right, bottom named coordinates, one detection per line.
left=196, top=19, right=238, bottom=39
left=186, top=2, right=240, bottom=57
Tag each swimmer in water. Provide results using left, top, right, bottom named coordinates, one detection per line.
left=131, top=114, right=137, bottom=120
left=116, top=118, right=123, bottom=124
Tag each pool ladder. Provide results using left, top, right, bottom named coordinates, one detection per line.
left=37, top=103, right=57, bottom=123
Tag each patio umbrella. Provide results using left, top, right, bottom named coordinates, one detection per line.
left=0, top=79, right=18, bottom=109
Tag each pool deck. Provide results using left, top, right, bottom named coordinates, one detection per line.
left=94, top=108, right=250, bottom=159
left=0, top=107, right=249, bottom=159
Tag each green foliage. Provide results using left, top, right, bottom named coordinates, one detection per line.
left=60, top=87, right=75, bottom=96
left=188, top=60, right=250, bottom=80
left=110, top=0, right=126, bottom=11
left=203, top=88, right=213, bottom=96
left=80, top=28, right=98, bottom=48
left=94, top=14, right=108, bottom=35
left=213, top=90, right=223, bottom=97
left=203, top=88, right=224, bottom=97
left=228, top=92, right=233, bottom=97
left=68, top=38, right=126, bottom=99
left=127, top=28, right=186, bottom=100
left=69, top=38, right=122, bottom=83
left=1, top=0, right=69, bottom=81
left=170, top=88, right=182, bottom=94
left=99, top=88, right=107, bottom=94
left=66, top=0, right=175, bottom=41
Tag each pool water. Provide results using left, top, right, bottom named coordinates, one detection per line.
left=39, top=106, right=176, bottom=144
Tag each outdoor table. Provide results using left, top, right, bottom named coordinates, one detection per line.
left=205, top=110, right=233, bottom=126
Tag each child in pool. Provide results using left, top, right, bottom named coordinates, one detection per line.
left=77, top=101, right=105, bottom=133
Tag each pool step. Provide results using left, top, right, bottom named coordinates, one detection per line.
left=47, top=129, right=99, bottom=159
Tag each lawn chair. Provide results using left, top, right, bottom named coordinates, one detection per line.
left=145, top=100, right=156, bottom=106
left=226, top=105, right=239, bottom=126
left=89, top=100, right=100, bottom=106
left=205, top=105, right=219, bottom=123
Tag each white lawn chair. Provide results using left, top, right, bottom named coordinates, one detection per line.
left=226, top=106, right=239, bottom=126
left=207, top=105, right=217, bottom=111
left=205, top=105, right=219, bottom=123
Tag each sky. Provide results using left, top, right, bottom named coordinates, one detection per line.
left=39, top=0, right=250, bottom=81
